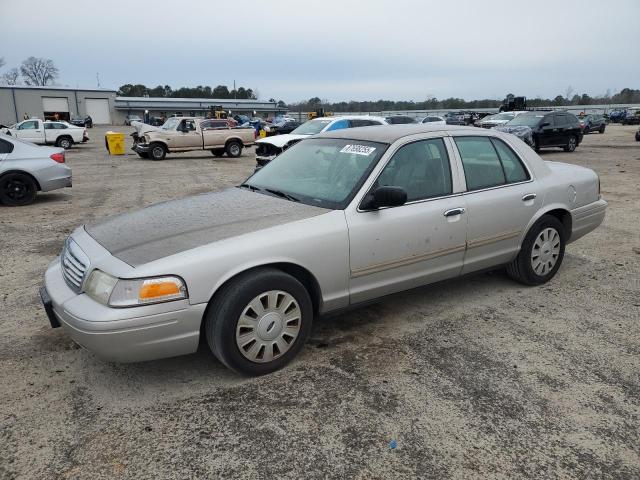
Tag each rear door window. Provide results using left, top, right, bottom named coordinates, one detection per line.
left=455, top=137, right=506, bottom=190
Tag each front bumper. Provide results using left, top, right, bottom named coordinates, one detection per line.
left=134, top=143, right=150, bottom=153
left=42, top=258, right=206, bottom=363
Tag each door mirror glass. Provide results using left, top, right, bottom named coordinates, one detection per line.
left=362, top=186, right=407, bottom=209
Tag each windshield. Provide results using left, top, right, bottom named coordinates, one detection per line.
left=488, top=113, right=515, bottom=121
left=506, top=114, right=544, bottom=127
left=290, top=119, right=332, bottom=135
left=245, top=138, right=388, bottom=209
left=161, top=118, right=180, bottom=130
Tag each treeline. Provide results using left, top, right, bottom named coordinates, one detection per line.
left=117, top=83, right=258, bottom=100
left=292, top=88, right=640, bottom=112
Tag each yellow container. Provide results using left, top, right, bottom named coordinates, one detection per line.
left=105, top=131, right=126, bottom=155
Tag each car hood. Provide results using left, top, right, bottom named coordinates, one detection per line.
left=256, top=133, right=309, bottom=148
left=85, top=187, right=329, bottom=267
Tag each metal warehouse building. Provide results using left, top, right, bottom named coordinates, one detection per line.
left=0, top=86, right=286, bottom=126
left=113, top=97, right=285, bottom=124
left=0, top=86, right=117, bottom=125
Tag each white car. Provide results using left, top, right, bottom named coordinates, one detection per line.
left=254, top=115, right=388, bottom=169
left=0, top=135, right=72, bottom=205
left=421, top=115, right=446, bottom=125
left=476, top=111, right=528, bottom=129
left=1, top=118, right=88, bottom=149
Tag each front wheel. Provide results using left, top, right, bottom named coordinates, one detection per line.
left=225, top=141, right=242, bottom=158
left=204, top=268, right=313, bottom=376
left=0, top=172, right=38, bottom=206
left=563, top=135, right=577, bottom=152
left=149, top=143, right=166, bottom=161
left=211, top=148, right=225, bottom=157
left=506, top=215, right=566, bottom=285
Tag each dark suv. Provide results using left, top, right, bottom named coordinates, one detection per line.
left=502, top=111, right=583, bottom=152
left=578, top=114, right=606, bottom=134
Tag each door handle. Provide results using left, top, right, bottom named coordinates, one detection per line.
left=522, top=193, right=537, bottom=202
left=444, top=207, right=465, bottom=217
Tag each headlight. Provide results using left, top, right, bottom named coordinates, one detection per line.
left=84, top=270, right=188, bottom=307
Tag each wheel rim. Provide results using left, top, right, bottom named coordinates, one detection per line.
left=569, top=137, right=576, bottom=150
left=235, top=290, right=301, bottom=363
left=230, top=144, right=240, bottom=156
left=61, top=139, right=70, bottom=148
left=152, top=146, right=164, bottom=158
left=2, top=177, right=32, bottom=201
left=531, top=227, right=561, bottom=276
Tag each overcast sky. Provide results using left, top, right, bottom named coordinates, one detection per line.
left=1, top=0, right=638, bottom=102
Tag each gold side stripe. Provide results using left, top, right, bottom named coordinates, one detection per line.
left=466, top=229, right=521, bottom=249
left=350, top=244, right=467, bottom=278
left=350, top=229, right=521, bottom=279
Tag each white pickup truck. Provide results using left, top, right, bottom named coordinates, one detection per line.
left=1, top=119, right=88, bottom=149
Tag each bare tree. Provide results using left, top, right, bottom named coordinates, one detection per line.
left=1, top=68, right=20, bottom=85
left=20, top=57, right=59, bottom=86
left=0, top=57, right=5, bottom=69
left=565, top=85, right=574, bottom=101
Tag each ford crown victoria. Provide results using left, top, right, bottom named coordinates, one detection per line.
left=41, top=125, right=606, bottom=375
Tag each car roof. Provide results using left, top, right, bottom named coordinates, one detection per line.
left=313, top=124, right=477, bottom=143
left=314, top=115, right=388, bottom=123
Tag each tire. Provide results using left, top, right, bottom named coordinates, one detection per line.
left=506, top=215, right=566, bottom=286
left=204, top=268, right=313, bottom=376
left=149, top=143, right=166, bottom=161
left=599, top=125, right=605, bottom=134
left=0, top=172, right=38, bottom=206
left=225, top=141, right=242, bottom=158
left=137, top=152, right=149, bottom=159
left=211, top=148, right=225, bottom=157
left=563, top=135, right=577, bottom=152
left=56, top=136, right=73, bottom=149
left=533, top=138, right=540, bottom=153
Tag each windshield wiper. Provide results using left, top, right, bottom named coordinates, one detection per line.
left=265, top=188, right=299, bottom=202
left=239, top=183, right=260, bottom=191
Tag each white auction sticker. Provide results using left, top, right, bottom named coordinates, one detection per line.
left=340, top=144, right=376, bottom=156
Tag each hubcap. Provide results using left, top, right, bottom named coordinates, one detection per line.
left=153, top=147, right=163, bottom=158
left=531, top=227, right=561, bottom=276
left=61, top=140, right=70, bottom=148
left=2, top=179, right=30, bottom=200
left=230, top=144, right=240, bottom=155
left=235, top=290, right=301, bottom=363
left=569, top=137, right=576, bottom=150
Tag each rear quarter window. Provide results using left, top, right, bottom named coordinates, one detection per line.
left=0, top=138, right=14, bottom=154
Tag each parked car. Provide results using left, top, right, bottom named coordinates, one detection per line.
left=385, top=115, right=416, bottom=124
left=607, top=110, right=627, bottom=123
left=0, top=135, right=71, bottom=206
left=273, top=120, right=302, bottom=135
left=254, top=115, right=388, bottom=169
left=125, top=115, right=143, bottom=126
left=1, top=119, right=88, bottom=149
left=578, top=114, right=606, bottom=134
left=621, top=111, right=640, bottom=125
left=133, top=116, right=255, bottom=160
left=420, top=116, right=446, bottom=125
left=41, top=124, right=606, bottom=375
left=496, top=111, right=583, bottom=152
left=475, top=112, right=526, bottom=129
left=70, top=115, right=93, bottom=128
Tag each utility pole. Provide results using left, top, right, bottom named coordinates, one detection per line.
left=234, top=79, right=236, bottom=100
left=96, top=72, right=101, bottom=89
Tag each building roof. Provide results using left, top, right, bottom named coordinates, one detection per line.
left=114, top=96, right=282, bottom=111
left=0, top=85, right=116, bottom=93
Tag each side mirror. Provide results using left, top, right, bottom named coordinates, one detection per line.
left=361, top=186, right=407, bottom=210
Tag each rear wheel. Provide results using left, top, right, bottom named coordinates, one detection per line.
left=563, top=135, right=577, bottom=152
left=56, top=136, right=73, bottom=149
left=225, top=141, right=242, bottom=158
left=0, top=172, right=38, bottom=206
left=506, top=215, right=565, bottom=285
left=599, top=125, right=605, bottom=134
left=149, top=143, right=166, bottom=161
left=211, top=148, right=225, bottom=157
left=204, top=268, right=313, bottom=376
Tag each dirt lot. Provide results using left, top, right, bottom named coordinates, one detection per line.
left=1, top=125, right=639, bottom=479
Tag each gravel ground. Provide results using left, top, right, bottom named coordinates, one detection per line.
left=1, top=125, right=639, bottom=479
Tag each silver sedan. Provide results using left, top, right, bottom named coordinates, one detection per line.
left=0, top=135, right=72, bottom=206
left=41, top=124, right=606, bottom=375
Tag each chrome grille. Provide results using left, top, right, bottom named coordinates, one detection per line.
left=61, top=239, right=89, bottom=292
